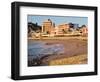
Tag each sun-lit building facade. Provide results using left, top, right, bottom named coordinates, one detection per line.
left=42, top=19, right=71, bottom=35
left=42, top=19, right=55, bottom=34
left=80, top=26, right=88, bottom=36
left=41, top=19, right=87, bottom=36
left=57, top=24, right=70, bottom=34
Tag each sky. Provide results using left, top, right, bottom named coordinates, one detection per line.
left=27, top=15, right=88, bottom=27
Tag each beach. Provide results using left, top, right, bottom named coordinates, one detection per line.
left=28, top=36, right=87, bottom=66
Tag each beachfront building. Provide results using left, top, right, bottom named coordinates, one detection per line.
left=45, top=23, right=70, bottom=35
left=55, top=24, right=70, bottom=34
left=41, top=19, right=80, bottom=36
left=80, top=25, right=88, bottom=36
left=42, top=19, right=55, bottom=34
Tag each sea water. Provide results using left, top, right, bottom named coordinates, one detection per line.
left=28, top=41, right=65, bottom=59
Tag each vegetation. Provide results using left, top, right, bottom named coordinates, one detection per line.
left=28, top=22, right=41, bottom=33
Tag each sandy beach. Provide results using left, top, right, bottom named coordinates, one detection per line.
left=28, top=37, right=88, bottom=66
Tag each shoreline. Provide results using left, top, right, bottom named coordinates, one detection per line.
left=28, top=36, right=87, bottom=41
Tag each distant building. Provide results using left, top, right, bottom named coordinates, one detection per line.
left=42, top=19, right=55, bottom=34
left=47, top=23, right=70, bottom=35
left=80, top=25, right=88, bottom=36
left=41, top=19, right=80, bottom=36
left=56, top=24, right=70, bottom=34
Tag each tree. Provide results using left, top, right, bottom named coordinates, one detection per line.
left=81, top=25, right=86, bottom=28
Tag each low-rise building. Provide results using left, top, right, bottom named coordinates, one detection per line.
left=80, top=25, right=88, bottom=36
left=57, top=24, right=70, bottom=34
